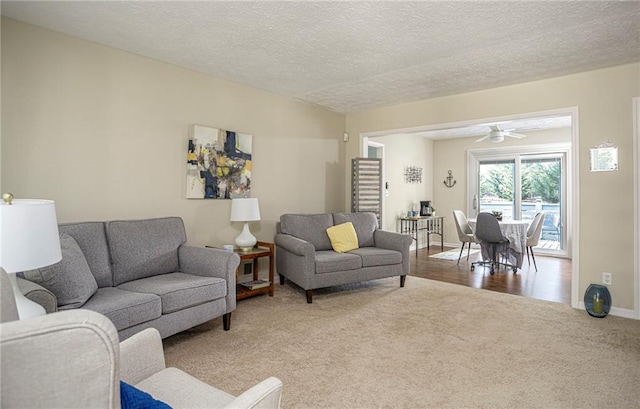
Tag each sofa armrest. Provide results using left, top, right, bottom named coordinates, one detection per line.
left=178, top=245, right=240, bottom=313
left=374, top=230, right=413, bottom=274
left=274, top=234, right=316, bottom=289
left=120, top=328, right=166, bottom=385
left=1, top=309, right=120, bottom=408
left=224, top=377, right=283, bottom=409
left=16, top=276, right=58, bottom=313
left=274, top=233, right=314, bottom=257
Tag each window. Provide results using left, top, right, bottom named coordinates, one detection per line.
left=468, top=144, right=569, bottom=256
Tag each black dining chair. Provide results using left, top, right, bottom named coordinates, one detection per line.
left=471, top=212, right=514, bottom=275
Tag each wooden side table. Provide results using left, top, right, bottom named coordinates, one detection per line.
left=208, top=241, right=274, bottom=301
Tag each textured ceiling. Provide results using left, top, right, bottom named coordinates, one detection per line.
left=2, top=1, right=639, bottom=114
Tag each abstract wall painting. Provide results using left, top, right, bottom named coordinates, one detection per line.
left=186, top=124, right=253, bottom=199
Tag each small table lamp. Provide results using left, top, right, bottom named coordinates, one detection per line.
left=0, top=193, right=62, bottom=319
left=230, top=198, right=261, bottom=252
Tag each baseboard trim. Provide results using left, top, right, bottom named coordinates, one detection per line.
left=577, top=301, right=636, bottom=319
left=419, top=244, right=637, bottom=319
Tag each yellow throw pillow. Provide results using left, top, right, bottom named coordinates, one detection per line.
left=326, top=222, right=359, bottom=253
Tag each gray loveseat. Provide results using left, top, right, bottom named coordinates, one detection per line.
left=275, top=212, right=412, bottom=303
left=20, top=217, right=239, bottom=340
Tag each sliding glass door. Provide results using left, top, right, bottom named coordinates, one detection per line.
left=478, top=159, right=516, bottom=219
left=469, top=147, right=568, bottom=255
left=521, top=156, right=563, bottom=248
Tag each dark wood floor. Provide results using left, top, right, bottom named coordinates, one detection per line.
left=410, top=246, right=572, bottom=305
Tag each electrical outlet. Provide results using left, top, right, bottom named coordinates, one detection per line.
left=602, top=272, right=612, bottom=286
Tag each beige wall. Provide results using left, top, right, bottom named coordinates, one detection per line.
left=0, top=18, right=346, bottom=246
left=367, top=134, right=433, bottom=235
left=347, top=63, right=640, bottom=311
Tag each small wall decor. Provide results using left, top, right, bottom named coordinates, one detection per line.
left=589, top=140, right=618, bottom=172
left=443, top=170, right=457, bottom=188
left=404, top=165, right=422, bottom=184
left=186, top=124, right=253, bottom=199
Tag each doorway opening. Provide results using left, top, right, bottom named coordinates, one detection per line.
left=360, top=107, right=579, bottom=308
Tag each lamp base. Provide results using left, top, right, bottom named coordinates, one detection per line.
left=235, top=222, right=257, bottom=253
left=8, top=273, right=46, bottom=320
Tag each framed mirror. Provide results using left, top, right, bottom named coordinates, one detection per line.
left=589, top=140, right=618, bottom=172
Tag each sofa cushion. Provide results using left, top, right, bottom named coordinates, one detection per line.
left=315, top=250, right=362, bottom=274
left=82, top=287, right=162, bottom=331
left=333, top=212, right=377, bottom=247
left=350, top=247, right=403, bottom=267
left=107, top=218, right=187, bottom=286
left=326, top=222, right=359, bottom=253
left=23, top=233, right=98, bottom=310
left=280, top=214, right=334, bottom=251
left=59, top=222, right=113, bottom=288
left=117, top=273, right=227, bottom=314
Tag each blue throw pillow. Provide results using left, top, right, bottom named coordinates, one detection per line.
left=120, top=381, right=172, bottom=409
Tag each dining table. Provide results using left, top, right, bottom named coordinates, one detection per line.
left=468, top=218, right=529, bottom=270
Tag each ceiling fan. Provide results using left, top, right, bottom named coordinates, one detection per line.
left=476, top=125, right=526, bottom=143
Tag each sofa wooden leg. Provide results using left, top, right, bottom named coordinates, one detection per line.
left=400, top=275, right=406, bottom=287
left=223, top=313, right=231, bottom=331
left=306, top=290, right=313, bottom=304
left=279, top=274, right=285, bottom=285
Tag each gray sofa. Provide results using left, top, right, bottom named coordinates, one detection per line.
left=20, top=217, right=240, bottom=340
left=275, top=212, right=412, bottom=303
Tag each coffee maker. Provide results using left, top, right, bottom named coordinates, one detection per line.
left=420, top=201, right=433, bottom=216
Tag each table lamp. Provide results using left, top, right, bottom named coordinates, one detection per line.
left=230, top=198, right=260, bottom=252
left=0, top=193, right=62, bottom=319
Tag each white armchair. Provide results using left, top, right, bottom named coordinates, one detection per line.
left=1, top=268, right=282, bottom=409
left=120, top=328, right=282, bottom=408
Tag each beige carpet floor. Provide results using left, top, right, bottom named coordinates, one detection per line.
left=163, top=277, right=640, bottom=408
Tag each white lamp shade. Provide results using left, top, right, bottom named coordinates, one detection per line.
left=0, top=199, right=62, bottom=273
left=230, top=198, right=261, bottom=222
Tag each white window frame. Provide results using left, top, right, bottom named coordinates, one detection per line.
left=467, top=143, right=571, bottom=258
